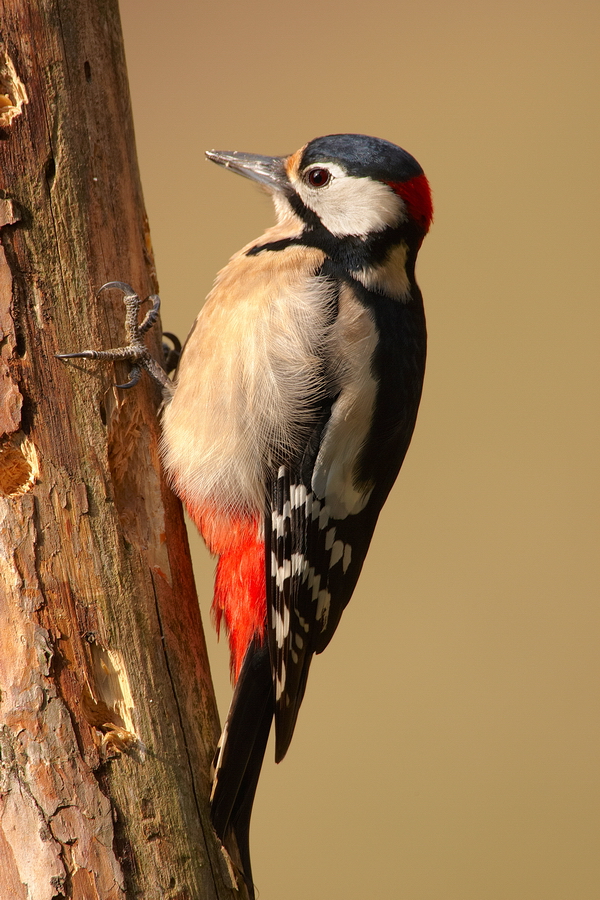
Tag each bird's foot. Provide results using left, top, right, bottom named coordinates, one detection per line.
left=57, top=281, right=176, bottom=395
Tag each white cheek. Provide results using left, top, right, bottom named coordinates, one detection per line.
left=295, top=167, right=405, bottom=238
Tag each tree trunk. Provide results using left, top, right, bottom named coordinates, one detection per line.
left=0, top=3, right=243, bottom=898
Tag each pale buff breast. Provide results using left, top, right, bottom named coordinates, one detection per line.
left=160, top=243, right=332, bottom=517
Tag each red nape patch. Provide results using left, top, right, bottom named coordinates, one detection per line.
left=186, top=504, right=266, bottom=682
left=387, top=174, right=433, bottom=233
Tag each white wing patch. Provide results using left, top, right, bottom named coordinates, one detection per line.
left=311, top=285, right=379, bottom=518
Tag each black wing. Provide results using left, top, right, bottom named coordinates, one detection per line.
left=267, top=281, right=427, bottom=762
left=267, top=462, right=382, bottom=761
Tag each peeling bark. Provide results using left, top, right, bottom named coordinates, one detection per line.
left=0, top=3, right=245, bottom=898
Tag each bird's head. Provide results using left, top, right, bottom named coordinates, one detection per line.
left=206, top=134, right=432, bottom=248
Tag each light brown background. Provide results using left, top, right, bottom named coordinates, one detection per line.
left=119, top=1, right=599, bottom=897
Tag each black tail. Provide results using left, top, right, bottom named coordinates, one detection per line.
left=210, top=638, right=274, bottom=899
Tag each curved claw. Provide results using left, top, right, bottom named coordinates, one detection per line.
left=162, top=332, right=182, bottom=355
left=161, top=331, right=182, bottom=374
left=97, top=281, right=138, bottom=298
left=57, top=281, right=169, bottom=393
left=115, top=365, right=142, bottom=389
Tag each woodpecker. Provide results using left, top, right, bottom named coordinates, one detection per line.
left=58, top=133, right=432, bottom=899
left=160, top=134, right=432, bottom=896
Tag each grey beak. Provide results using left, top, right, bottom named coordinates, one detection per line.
left=205, top=150, right=288, bottom=191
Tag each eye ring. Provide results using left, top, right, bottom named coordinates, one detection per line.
left=305, top=167, right=331, bottom=188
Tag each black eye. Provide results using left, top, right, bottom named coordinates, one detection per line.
left=306, top=167, right=331, bottom=188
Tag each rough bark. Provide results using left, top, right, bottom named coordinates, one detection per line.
left=0, top=2, right=244, bottom=898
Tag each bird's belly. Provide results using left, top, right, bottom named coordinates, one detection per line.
left=160, top=255, right=334, bottom=518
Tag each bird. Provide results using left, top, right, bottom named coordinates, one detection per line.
left=57, top=132, right=432, bottom=897
left=159, top=133, right=433, bottom=897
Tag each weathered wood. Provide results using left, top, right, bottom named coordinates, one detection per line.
left=0, top=2, right=245, bottom=898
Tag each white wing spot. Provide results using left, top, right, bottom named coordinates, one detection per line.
left=291, top=552, right=308, bottom=579
left=272, top=501, right=291, bottom=538
left=291, top=483, right=308, bottom=508
left=318, top=504, right=330, bottom=530
left=272, top=512, right=284, bottom=538
left=325, top=527, right=336, bottom=551
left=273, top=606, right=290, bottom=647
left=275, top=560, right=291, bottom=591
left=305, top=491, right=314, bottom=519
left=330, top=540, right=344, bottom=567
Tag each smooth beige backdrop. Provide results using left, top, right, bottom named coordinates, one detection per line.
left=119, top=1, right=599, bottom=897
